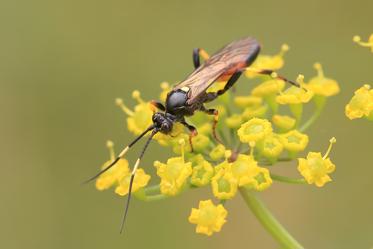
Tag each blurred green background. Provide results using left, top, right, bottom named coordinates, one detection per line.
left=1, top=0, right=372, bottom=248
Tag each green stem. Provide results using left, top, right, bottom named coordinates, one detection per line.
left=299, top=96, right=326, bottom=132
left=289, top=104, right=303, bottom=128
left=239, top=188, right=304, bottom=249
left=143, top=194, right=169, bottom=201
left=265, top=94, right=278, bottom=114
left=144, top=184, right=160, bottom=194
left=271, top=174, right=306, bottom=184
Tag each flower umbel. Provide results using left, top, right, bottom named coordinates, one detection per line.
left=96, top=40, right=339, bottom=246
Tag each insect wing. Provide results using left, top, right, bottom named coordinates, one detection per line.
left=174, top=37, right=260, bottom=103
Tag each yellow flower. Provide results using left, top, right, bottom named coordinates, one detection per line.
left=213, top=150, right=233, bottom=172
left=245, top=44, right=289, bottom=78
left=188, top=199, right=227, bottom=236
left=209, top=144, right=226, bottom=161
left=225, top=114, right=243, bottom=129
left=115, top=169, right=151, bottom=196
left=190, top=155, right=214, bottom=187
left=234, top=95, right=262, bottom=108
left=153, top=122, right=185, bottom=147
left=297, top=137, right=336, bottom=187
left=272, top=115, right=296, bottom=132
left=242, top=105, right=268, bottom=120
left=207, top=81, right=227, bottom=93
left=238, top=118, right=273, bottom=143
left=280, top=130, right=309, bottom=153
left=211, top=161, right=238, bottom=200
left=258, top=134, right=284, bottom=159
left=251, top=79, right=285, bottom=97
left=96, top=141, right=129, bottom=191
left=191, top=134, right=211, bottom=152
left=353, top=34, right=373, bottom=53
left=307, top=63, right=340, bottom=97
left=345, top=84, right=373, bottom=120
left=229, top=154, right=258, bottom=186
left=116, top=91, right=153, bottom=135
left=276, top=84, right=313, bottom=105
left=154, top=139, right=192, bottom=196
left=248, top=167, right=273, bottom=191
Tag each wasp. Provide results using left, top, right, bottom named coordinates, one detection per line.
left=86, top=37, right=300, bottom=232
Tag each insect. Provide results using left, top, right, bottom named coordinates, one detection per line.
left=85, top=37, right=300, bottom=233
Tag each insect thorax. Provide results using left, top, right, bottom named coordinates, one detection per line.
left=165, top=89, right=189, bottom=115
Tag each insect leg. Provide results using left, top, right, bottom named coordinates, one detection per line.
left=200, top=106, right=222, bottom=144
left=192, top=48, right=210, bottom=69
left=246, top=68, right=301, bottom=88
left=150, top=100, right=166, bottom=112
left=181, top=120, right=198, bottom=152
left=203, top=72, right=243, bottom=103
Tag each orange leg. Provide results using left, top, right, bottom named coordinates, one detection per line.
left=181, top=121, right=198, bottom=152
left=201, top=107, right=222, bottom=144
left=245, top=68, right=301, bottom=88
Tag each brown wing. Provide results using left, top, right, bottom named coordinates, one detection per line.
left=174, top=37, right=260, bottom=103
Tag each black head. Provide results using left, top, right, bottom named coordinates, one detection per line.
left=152, top=112, right=174, bottom=134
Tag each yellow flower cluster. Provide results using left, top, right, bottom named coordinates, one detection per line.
left=95, top=140, right=151, bottom=196
left=96, top=44, right=340, bottom=236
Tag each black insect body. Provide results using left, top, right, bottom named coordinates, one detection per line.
left=86, top=37, right=300, bottom=233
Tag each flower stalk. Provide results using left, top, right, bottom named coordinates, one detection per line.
left=239, top=188, right=304, bottom=249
